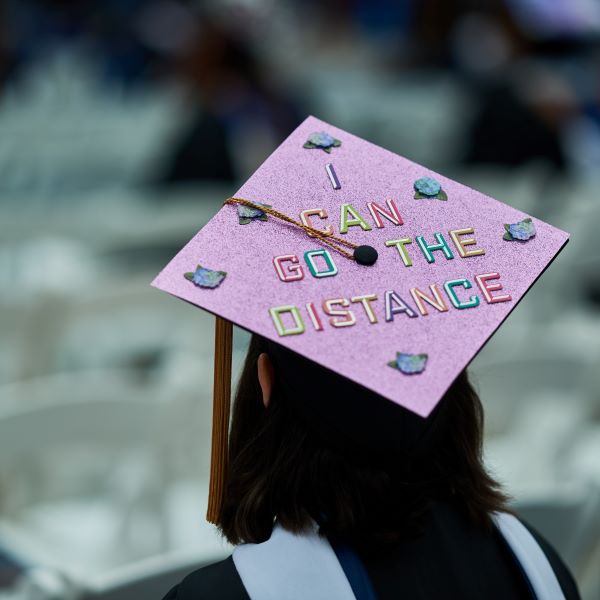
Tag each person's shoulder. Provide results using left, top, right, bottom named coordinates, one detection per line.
left=520, top=519, right=581, bottom=600
left=428, top=503, right=580, bottom=599
left=161, top=556, right=250, bottom=600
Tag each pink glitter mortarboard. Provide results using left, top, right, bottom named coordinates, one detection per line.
left=152, top=116, right=568, bottom=419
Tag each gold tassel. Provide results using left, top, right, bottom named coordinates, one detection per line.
left=206, top=316, right=233, bottom=524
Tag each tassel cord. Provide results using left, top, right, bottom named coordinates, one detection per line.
left=225, top=197, right=358, bottom=261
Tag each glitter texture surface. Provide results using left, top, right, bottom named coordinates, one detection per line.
left=151, top=116, right=569, bottom=417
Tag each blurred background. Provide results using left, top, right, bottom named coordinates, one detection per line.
left=0, top=0, right=599, bottom=598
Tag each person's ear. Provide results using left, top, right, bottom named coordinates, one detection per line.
left=257, top=353, right=275, bottom=408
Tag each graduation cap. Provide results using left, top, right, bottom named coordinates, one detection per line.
left=151, top=116, right=569, bottom=523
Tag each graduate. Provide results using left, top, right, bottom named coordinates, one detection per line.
left=152, top=117, right=578, bottom=599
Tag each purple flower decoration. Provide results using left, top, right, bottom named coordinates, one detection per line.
left=237, top=202, right=271, bottom=225
left=414, top=176, right=447, bottom=201
left=388, top=352, right=428, bottom=375
left=184, top=265, right=226, bottom=289
left=503, top=218, right=536, bottom=241
left=303, top=131, right=341, bottom=153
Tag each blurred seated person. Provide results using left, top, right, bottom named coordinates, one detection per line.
left=161, top=19, right=302, bottom=184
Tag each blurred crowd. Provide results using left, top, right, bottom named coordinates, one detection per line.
left=2, top=0, right=600, bottom=181
left=1, top=1, right=600, bottom=599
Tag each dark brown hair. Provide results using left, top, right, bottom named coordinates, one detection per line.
left=218, top=335, right=509, bottom=552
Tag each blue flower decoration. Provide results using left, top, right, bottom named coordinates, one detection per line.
left=388, top=352, right=428, bottom=375
left=237, top=202, right=271, bottom=225
left=303, top=131, right=342, bottom=153
left=503, top=218, right=536, bottom=241
left=414, top=176, right=447, bottom=201
left=184, top=265, right=227, bottom=289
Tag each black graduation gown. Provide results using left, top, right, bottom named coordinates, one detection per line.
left=161, top=503, right=580, bottom=600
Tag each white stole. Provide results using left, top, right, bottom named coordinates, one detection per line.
left=232, top=513, right=566, bottom=600
left=493, top=512, right=566, bottom=600
left=233, top=522, right=355, bottom=600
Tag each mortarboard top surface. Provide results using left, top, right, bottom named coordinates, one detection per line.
left=151, top=116, right=569, bottom=418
